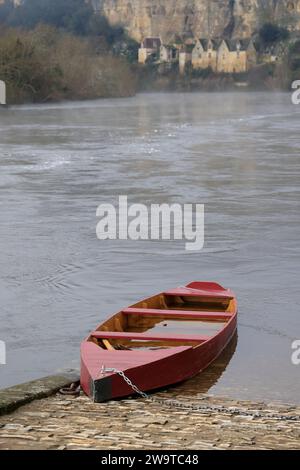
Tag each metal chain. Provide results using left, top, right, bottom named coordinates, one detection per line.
left=101, top=366, right=300, bottom=423
left=59, top=382, right=81, bottom=396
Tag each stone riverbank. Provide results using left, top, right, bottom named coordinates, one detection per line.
left=0, top=374, right=299, bottom=450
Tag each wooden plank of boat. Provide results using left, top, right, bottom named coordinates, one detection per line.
left=122, top=308, right=232, bottom=321
left=91, top=331, right=210, bottom=343
left=80, top=281, right=237, bottom=402
left=164, top=287, right=234, bottom=299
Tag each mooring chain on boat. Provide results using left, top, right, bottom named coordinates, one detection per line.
left=100, top=367, right=300, bottom=423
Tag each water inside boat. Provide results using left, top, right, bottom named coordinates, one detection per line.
left=90, top=290, right=236, bottom=351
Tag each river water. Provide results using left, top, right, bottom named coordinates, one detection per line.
left=0, top=92, right=299, bottom=403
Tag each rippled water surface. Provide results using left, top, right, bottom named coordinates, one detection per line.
left=0, top=93, right=299, bottom=403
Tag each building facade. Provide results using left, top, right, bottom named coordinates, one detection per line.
left=192, top=38, right=257, bottom=73
left=139, top=36, right=257, bottom=74
left=138, top=37, right=162, bottom=64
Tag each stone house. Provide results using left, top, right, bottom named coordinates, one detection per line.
left=192, top=38, right=257, bottom=73
left=160, top=45, right=179, bottom=63
left=216, top=39, right=257, bottom=73
left=138, top=36, right=257, bottom=73
left=192, top=39, right=219, bottom=71
left=138, top=37, right=162, bottom=64
left=179, top=45, right=194, bottom=75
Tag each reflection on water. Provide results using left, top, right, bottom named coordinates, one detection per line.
left=167, top=333, right=238, bottom=397
left=0, top=93, right=299, bottom=403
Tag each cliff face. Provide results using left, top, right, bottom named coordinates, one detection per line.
left=95, top=0, right=300, bottom=42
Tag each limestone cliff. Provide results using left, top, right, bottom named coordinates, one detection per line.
left=92, top=0, right=300, bottom=42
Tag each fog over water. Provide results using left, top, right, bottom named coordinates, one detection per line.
left=0, top=92, right=299, bottom=403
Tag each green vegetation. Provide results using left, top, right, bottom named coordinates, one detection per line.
left=259, top=23, right=290, bottom=47
left=0, top=0, right=139, bottom=58
left=0, top=0, right=139, bottom=103
left=1, top=0, right=106, bottom=37
left=288, top=39, right=300, bottom=80
left=0, top=26, right=137, bottom=103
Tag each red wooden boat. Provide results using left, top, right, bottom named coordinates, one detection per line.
left=80, top=282, right=237, bottom=402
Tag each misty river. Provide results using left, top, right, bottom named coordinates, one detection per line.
left=0, top=92, right=299, bottom=403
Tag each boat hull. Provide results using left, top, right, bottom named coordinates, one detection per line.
left=80, top=282, right=237, bottom=402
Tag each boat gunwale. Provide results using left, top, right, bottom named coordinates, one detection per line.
left=83, top=284, right=237, bottom=351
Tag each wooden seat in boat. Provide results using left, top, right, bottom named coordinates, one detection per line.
left=91, top=331, right=209, bottom=343
left=122, top=308, right=232, bottom=321
left=164, top=287, right=234, bottom=299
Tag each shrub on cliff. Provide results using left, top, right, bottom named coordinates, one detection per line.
left=288, top=39, right=300, bottom=81
left=289, top=39, right=300, bottom=56
left=259, top=23, right=290, bottom=47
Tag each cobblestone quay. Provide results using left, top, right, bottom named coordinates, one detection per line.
left=0, top=380, right=299, bottom=450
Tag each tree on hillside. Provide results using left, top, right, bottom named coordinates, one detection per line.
left=0, top=25, right=137, bottom=103
left=6, top=0, right=94, bottom=35
left=0, top=0, right=14, bottom=24
left=0, top=1, right=136, bottom=43
left=0, top=0, right=139, bottom=62
left=0, top=28, right=63, bottom=102
left=259, top=23, right=290, bottom=47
